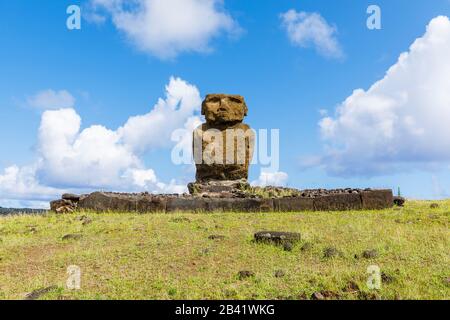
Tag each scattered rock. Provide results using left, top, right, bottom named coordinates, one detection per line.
left=444, top=277, right=450, bottom=286
left=24, top=285, right=58, bottom=300
left=323, top=247, right=342, bottom=258
left=274, top=270, right=286, bottom=278
left=238, top=270, right=255, bottom=280
left=310, top=291, right=339, bottom=300
left=208, top=234, right=226, bottom=240
left=283, top=242, right=293, bottom=252
left=254, top=231, right=301, bottom=245
left=430, top=203, right=439, bottom=209
left=77, top=216, right=92, bottom=226
left=56, top=205, right=75, bottom=214
left=393, top=196, right=406, bottom=207
left=343, top=281, right=360, bottom=293
left=61, top=233, right=82, bottom=241
left=311, top=292, right=325, bottom=300
left=362, top=249, right=379, bottom=259
left=358, top=291, right=381, bottom=300
left=381, top=272, right=395, bottom=284
left=62, top=193, right=81, bottom=202
left=300, top=242, right=313, bottom=251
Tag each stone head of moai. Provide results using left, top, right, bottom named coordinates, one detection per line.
left=194, top=94, right=255, bottom=183
left=202, top=94, right=248, bottom=125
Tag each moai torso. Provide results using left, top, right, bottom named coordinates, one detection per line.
left=193, top=94, right=255, bottom=182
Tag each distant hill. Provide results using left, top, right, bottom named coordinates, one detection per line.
left=0, top=206, right=47, bottom=215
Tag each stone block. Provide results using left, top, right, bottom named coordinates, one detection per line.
left=314, top=193, right=362, bottom=211
left=361, top=190, right=393, bottom=210
left=166, top=197, right=208, bottom=213
left=206, top=198, right=273, bottom=212
left=273, top=197, right=314, bottom=212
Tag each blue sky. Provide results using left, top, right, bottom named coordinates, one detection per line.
left=1, top=0, right=450, bottom=208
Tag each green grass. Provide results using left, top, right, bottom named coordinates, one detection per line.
left=0, top=200, right=448, bottom=300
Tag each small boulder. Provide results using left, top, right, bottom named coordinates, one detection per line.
left=24, top=285, right=58, bottom=300
left=300, top=242, right=313, bottom=251
left=381, top=272, right=395, bottom=284
left=62, top=193, right=81, bottom=202
left=254, top=231, right=301, bottom=245
left=311, top=292, right=325, bottom=300
left=238, top=270, right=255, bottom=280
left=362, top=249, right=379, bottom=259
left=274, top=270, right=286, bottom=278
left=323, top=247, right=342, bottom=258
left=208, top=234, right=226, bottom=240
left=283, top=242, right=293, bottom=252
left=61, top=233, right=82, bottom=241
left=393, top=196, right=406, bottom=207
left=430, top=203, right=439, bottom=209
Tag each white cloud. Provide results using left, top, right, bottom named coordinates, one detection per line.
left=27, top=89, right=75, bottom=110
left=316, top=16, right=450, bottom=177
left=90, top=0, right=240, bottom=59
left=0, top=77, right=202, bottom=208
left=252, top=171, right=289, bottom=187
left=119, top=77, right=202, bottom=152
left=280, top=10, right=343, bottom=58
left=0, top=165, right=65, bottom=207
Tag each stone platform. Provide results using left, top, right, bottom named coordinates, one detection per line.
left=50, top=189, right=394, bottom=213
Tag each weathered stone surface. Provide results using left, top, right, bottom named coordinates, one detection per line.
left=166, top=197, right=208, bottom=213
left=194, top=123, right=255, bottom=182
left=78, top=192, right=135, bottom=212
left=188, top=179, right=249, bottom=197
left=361, top=190, right=393, bottom=210
left=50, top=199, right=76, bottom=214
left=193, top=94, right=255, bottom=183
left=206, top=198, right=273, bottom=212
left=273, top=197, right=314, bottom=212
left=62, top=193, right=81, bottom=201
left=78, top=192, right=166, bottom=213
left=135, top=195, right=166, bottom=213
left=202, top=94, right=248, bottom=124
left=51, top=189, right=394, bottom=213
left=314, top=193, right=362, bottom=211
left=393, top=196, right=406, bottom=207
left=62, top=233, right=82, bottom=241
left=254, top=231, right=301, bottom=245
left=50, top=199, right=71, bottom=211
left=237, top=270, right=255, bottom=280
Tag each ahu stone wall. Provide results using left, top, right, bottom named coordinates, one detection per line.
left=51, top=189, right=394, bottom=213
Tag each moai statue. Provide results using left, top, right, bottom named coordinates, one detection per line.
left=189, top=94, right=255, bottom=195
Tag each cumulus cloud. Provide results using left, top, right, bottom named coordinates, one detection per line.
left=119, top=77, right=202, bottom=152
left=252, top=171, right=289, bottom=187
left=27, top=89, right=75, bottom=110
left=0, top=165, right=65, bottom=209
left=315, top=16, right=450, bottom=177
left=280, top=9, right=343, bottom=58
left=89, top=0, right=240, bottom=59
left=0, top=77, right=202, bottom=208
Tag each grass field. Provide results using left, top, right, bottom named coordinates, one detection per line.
left=0, top=200, right=448, bottom=300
